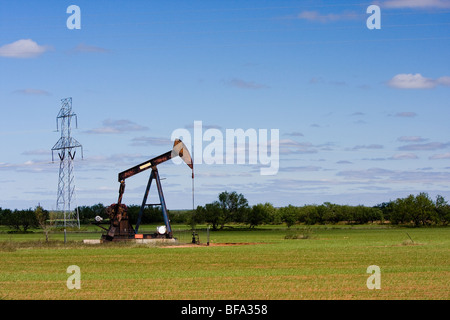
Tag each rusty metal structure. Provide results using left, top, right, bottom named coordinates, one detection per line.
left=97, top=139, right=193, bottom=241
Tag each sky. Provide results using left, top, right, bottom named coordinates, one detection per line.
left=1, top=0, right=450, bottom=211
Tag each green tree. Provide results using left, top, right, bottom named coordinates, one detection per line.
left=269, top=206, right=283, bottom=224
left=435, top=195, right=450, bottom=225
left=391, top=193, right=436, bottom=226
left=203, top=201, right=223, bottom=230
left=248, top=203, right=274, bottom=228
left=35, top=206, right=53, bottom=242
left=349, top=205, right=382, bottom=224
left=375, top=201, right=394, bottom=222
left=0, top=208, right=12, bottom=226
left=314, top=204, right=327, bottom=224
left=391, top=196, right=411, bottom=225
left=217, top=191, right=249, bottom=228
left=413, top=192, right=435, bottom=226
left=322, top=202, right=339, bottom=224
left=185, top=207, right=202, bottom=228
left=279, top=205, right=298, bottom=228
left=5, top=209, right=37, bottom=232
left=77, top=203, right=106, bottom=224
left=301, top=205, right=320, bottom=225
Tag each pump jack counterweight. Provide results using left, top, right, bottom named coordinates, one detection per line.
left=97, top=139, right=193, bottom=241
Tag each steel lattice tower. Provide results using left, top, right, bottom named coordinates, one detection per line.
left=51, top=97, right=83, bottom=228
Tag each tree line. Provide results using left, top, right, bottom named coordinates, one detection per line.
left=0, top=191, right=449, bottom=232
left=191, top=191, right=450, bottom=229
left=0, top=204, right=170, bottom=232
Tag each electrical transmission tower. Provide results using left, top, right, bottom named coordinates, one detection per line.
left=51, top=97, right=83, bottom=229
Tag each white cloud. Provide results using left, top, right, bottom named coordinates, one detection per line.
left=285, top=131, right=304, bottom=137
left=336, top=160, right=353, bottom=164
left=279, top=139, right=318, bottom=154
left=387, top=73, right=450, bottom=89
left=337, top=167, right=450, bottom=184
left=130, top=136, right=172, bottom=146
left=387, top=73, right=435, bottom=89
left=437, top=76, right=450, bottom=86
left=279, top=166, right=322, bottom=172
left=224, top=78, right=269, bottom=90
left=382, top=0, right=450, bottom=9
left=22, top=149, right=50, bottom=156
left=395, top=112, right=417, bottom=118
left=351, top=144, right=384, bottom=151
left=298, top=10, right=359, bottom=23
left=399, top=142, right=450, bottom=151
left=85, top=119, right=148, bottom=134
left=0, top=160, right=54, bottom=173
left=429, top=152, right=450, bottom=159
left=0, top=39, right=50, bottom=58
left=397, top=136, right=427, bottom=142
left=13, top=88, right=51, bottom=96
left=389, top=153, right=418, bottom=160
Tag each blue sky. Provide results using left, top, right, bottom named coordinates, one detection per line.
left=1, top=0, right=450, bottom=210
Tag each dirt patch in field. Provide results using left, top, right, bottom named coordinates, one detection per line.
left=161, top=242, right=264, bottom=248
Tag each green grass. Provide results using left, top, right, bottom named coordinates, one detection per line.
left=0, top=225, right=449, bottom=300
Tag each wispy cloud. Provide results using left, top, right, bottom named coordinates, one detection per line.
left=185, top=123, right=222, bottom=130
left=351, top=144, right=384, bottom=151
left=336, top=160, right=353, bottom=164
left=397, top=136, right=427, bottom=142
left=382, top=0, right=450, bottom=9
left=0, top=160, right=54, bottom=173
left=387, top=73, right=450, bottom=89
left=279, top=166, right=322, bottom=172
left=337, top=167, right=450, bottom=184
left=22, top=149, right=50, bottom=156
left=224, top=78, right=269, bottom=90
left=85, top=119, right=148, bottom=134
left=336, top=167, right=404, bottom=180
left=13, top=88, right=51, bottom=96
left=389, top=153, right=418, bottom=160
left=130, top=136, right=172, bottom=147
left=0, top=39, right=51, bottom=58
left=298, top=10, right=360, bottom=23
left=285, top=131, right=304, bottom=137
left=429, top=152, right=450, bottom=159
left=279, top=139, right=318, bottom=155
left=69, top=43, right=110, bottom=54
left=394, top=112, right=417, bottom=118
left=399, top=142, right=450, bottom=151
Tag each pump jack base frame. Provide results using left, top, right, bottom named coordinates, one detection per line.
left=100, top=233, right=175, bottom=242
left=91, top=236, right=177, bottom=244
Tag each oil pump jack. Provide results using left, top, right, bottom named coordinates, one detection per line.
left=97, top=139, right=193, bottom=241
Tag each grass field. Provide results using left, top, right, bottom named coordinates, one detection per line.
left=0, top=225, right=449, bottom=300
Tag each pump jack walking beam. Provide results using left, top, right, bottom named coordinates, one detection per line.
left=117, top=139, right=193, bottom=183
left=118, top=150, right=172, bottom=182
